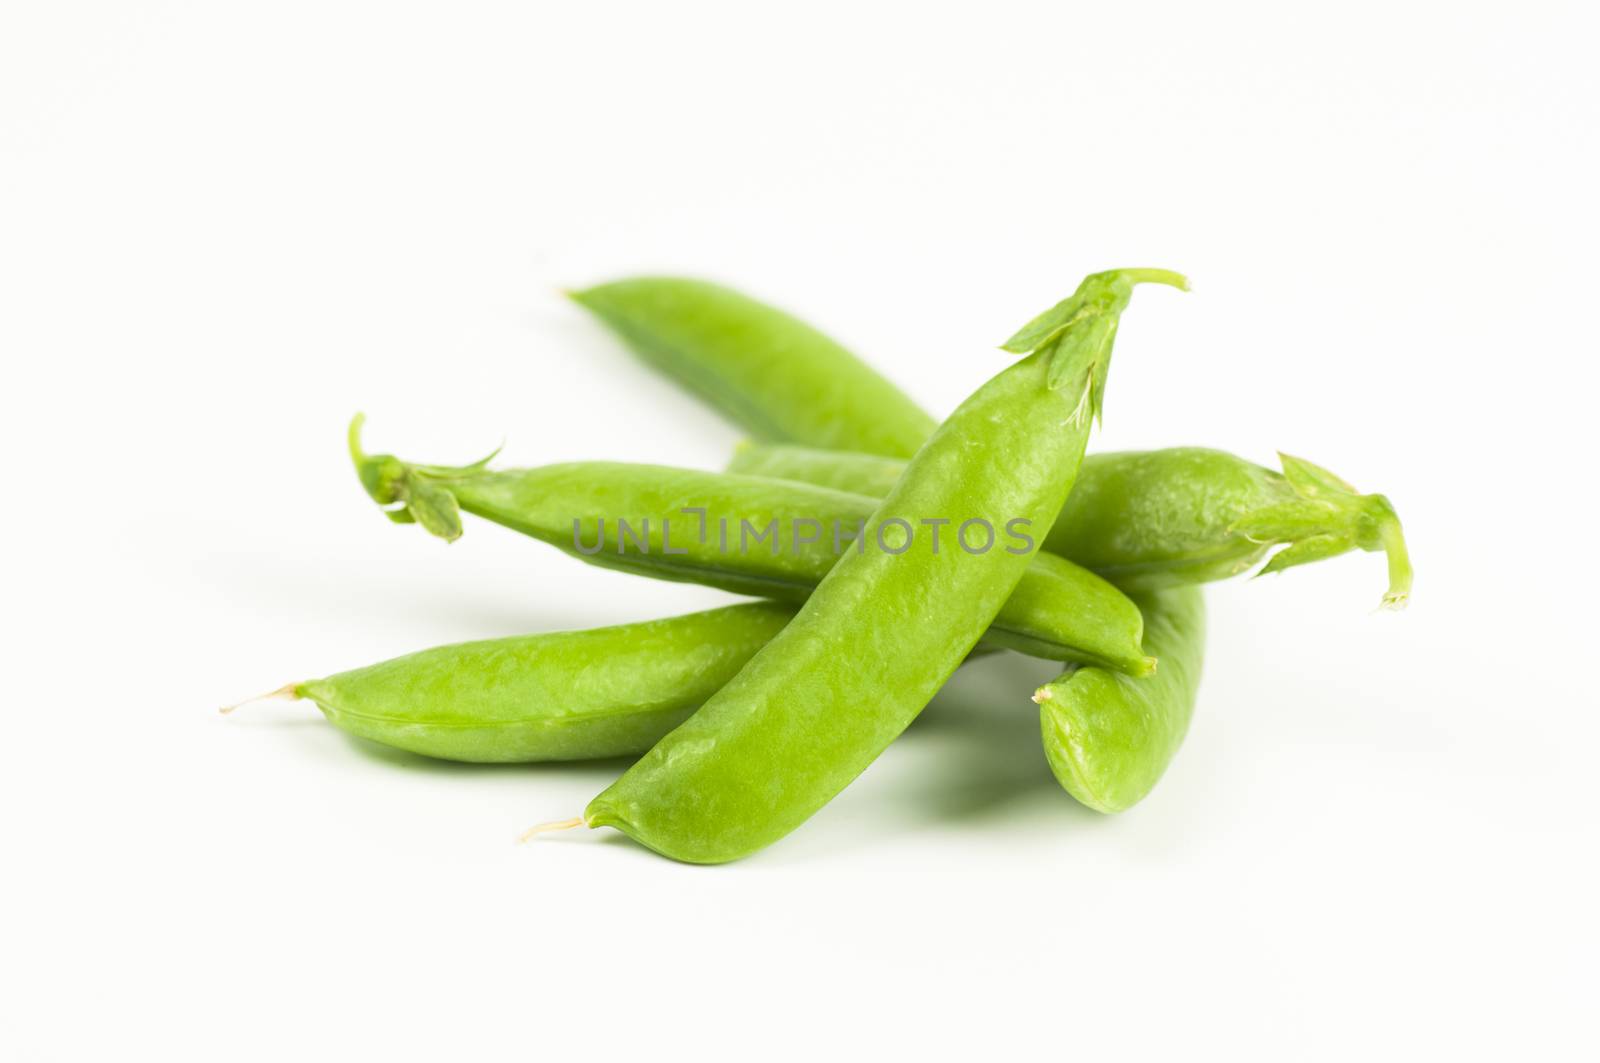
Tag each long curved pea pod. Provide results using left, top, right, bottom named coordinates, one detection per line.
left=569, top=277, right=937, bottom=458
left=575, top=268, right=1187, bottom=863
left=349, top=420, right=1152, bottom=675
left=728, top=443, right=1412, bottom=609
left=1032, top=587, right=1205, bottom=813
left=227, top=604, right=797, bottom=762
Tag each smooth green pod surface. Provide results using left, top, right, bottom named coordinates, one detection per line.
left=728, top=444, right=1412, bottom=608
left=1033, top=587, right=1206, bottom=813
left=585, top=268, right=1186, bottom=862
left=286, top=604, right=798, bottom=762
left=255, top=605, right=1006, bottom=764
left=571, top=277, right=938, bottom=457
left=350, top=426, right=1151, bottom=675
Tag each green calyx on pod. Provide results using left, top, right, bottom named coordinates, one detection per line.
left=346, top=413, right=500, bottom=543
left=1000, top=268, right=1189, bottom=424
left=1233, top=452, right=1413, bottom=609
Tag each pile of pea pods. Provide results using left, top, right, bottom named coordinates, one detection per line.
left=234, top=269, right=1411, bottom=863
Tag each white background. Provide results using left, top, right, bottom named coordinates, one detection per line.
left=3, top=2, right=1596, bottom=1059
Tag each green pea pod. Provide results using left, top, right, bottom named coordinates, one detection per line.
left=1032, top=587, right=1205, bottom=813
left=728, top=444, right=1411, bottom=608
left=570, top=277, right=937, bottom=457
left=225, top=604, right=797, bottom=762
left=349, top=418, right=1152, bottom=675
left=579, top=268, right=1187, bottom=863
left=227, top=606, right=1013, bottom=763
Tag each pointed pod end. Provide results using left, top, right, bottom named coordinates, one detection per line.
left=518, top=816, right=588, bottom=844
left=219, top=683, right=300, bottom=715
left=565, top=285, right=602, bottom=310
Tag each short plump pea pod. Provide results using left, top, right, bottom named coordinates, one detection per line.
left=583, top=268, right=1187, bottom=863
left=1032, top=587, right=1205, bottom=814
left=570, top=277, right=937, bottom=458
left=277, top=604, right=797, bottom=762
left=348, top=420, right=1153, bottom=676
left=728, top=443, right=1412, bottom=608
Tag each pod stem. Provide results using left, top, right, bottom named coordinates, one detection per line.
left=347, top=414, right=503, bottom=543
left=219, top=683, right=300, bottom=715
left=1378, top=514, right=1413, bottom=611
left=1234, top=453, right=1413, bottom=608
left=347, top=412, right=371, bottom=468
left=999, top=267, right=1188, bottom=426
left=518, top=816, right=586, bottom=843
